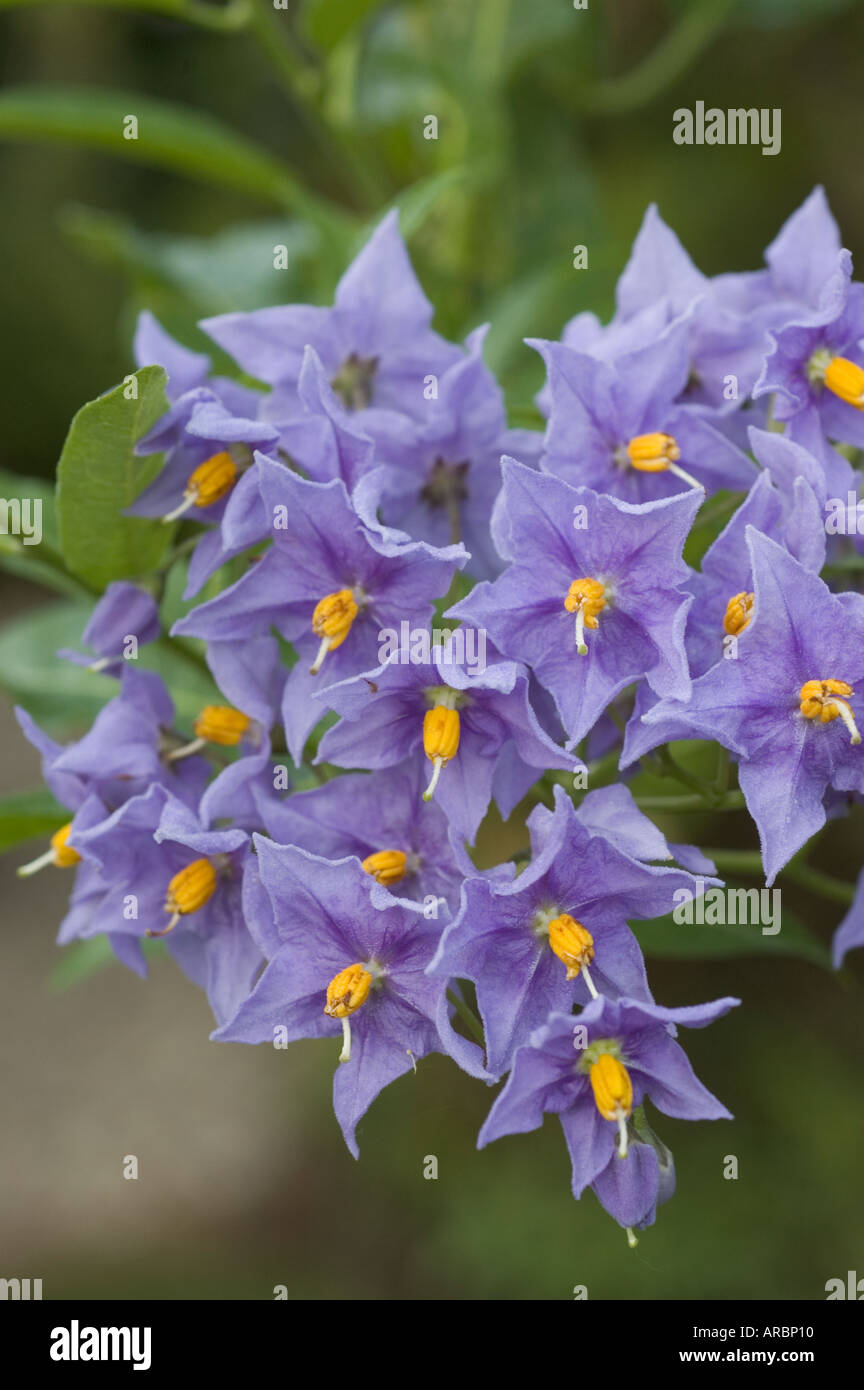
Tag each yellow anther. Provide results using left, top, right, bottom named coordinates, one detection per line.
left=626, top=432, right=681, bottom=471
left=188, top=451, right=238, bottom=505
left=362, top=849, right=408, bottom=886
left=548, top=914, right=595, bottom=981
left=422, top=705, right=461, bottom=802
left=723, top=591, right=755, bottom=637
left=163, top=451, right=238, bottom=523
left=824, top=356, right=864, bottom=410
left=324, top=963, right=373, bottom=1063
left=17, top=822, right=81, bottom=877
left=50, top=823, right=82, bottom=868
left=625, top=432, right=702, bottom=490
left=309, top=589, right=359, bottom=674
left=151, top=858, right=218, bottom=936
left=564, top=578, right=607, bottom=654
left=800, top=679, right=861, bottom=743
left=324, top=963, right=373, bottom=1019
left=193, top=706, right=251, bottom=747
left=589, top=1053, right=634, bottom=1158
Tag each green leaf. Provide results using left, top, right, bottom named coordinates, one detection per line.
left=0, top=788, right=68, bottom=851
left=55, top=366, right=171, bottom=591
left=0, top=599, right=221, bottom=734
left=61, top=205, right=320, bottom=314
left=0, top=601, right=117, bottom=729
left=0, top=86, right=348, bottom=232
left=382, top=165, right=471, bottom=242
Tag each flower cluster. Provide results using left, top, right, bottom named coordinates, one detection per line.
left=18, top=190, right=864, bottom=1242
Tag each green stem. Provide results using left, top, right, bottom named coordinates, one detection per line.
left=446, top=987, right=485, bottom=1047
left=702, top=848, right=765, bottom=876
left=577, top=0, right=740, bottom=115
left=654, top=745, right=714, bottom=799
left=248, top=1, right=382, bottom=209
left=782, top=862, right=855, bottom=906
left=702, top=848, right=855, bottom=906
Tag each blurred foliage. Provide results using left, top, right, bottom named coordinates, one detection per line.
left=1, top=0, right=864, bottom=1300
left=2, top=0, right=864, bottom=469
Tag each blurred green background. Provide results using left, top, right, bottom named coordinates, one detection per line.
left=1, top=0, right=863, bottom=1300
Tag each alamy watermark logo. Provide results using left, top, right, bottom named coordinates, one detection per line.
left=673, top=102, right=781, bottom=157
left=378, top=622, right=487, bottom=675
left=825, top=493, right=864, bottom=534
left=825, top=1270, right=864, bottom=1299
left=0, top=496, right=41, bottom=546
left=0, top=1276, right=42, bottom=1300
left=50, top=1320, right=152, bottom=1371
left=673, top=878, right=781, bottom=936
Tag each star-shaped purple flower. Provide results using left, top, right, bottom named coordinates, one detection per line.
left=68, top=783, right=261, bottom=1024
left=259, top=761, right=465, bottom=912
left=634, top=530, right=864, bottom=881
left=16, top=668, right=210, bottom=814
left=368, top=325, right=541, bottom=579
left=201, top=211, right=462, bottom=425
left=213, top=842, right=487, bottom=1156
left=530, top=313, right=755, bottom=502
left=314, top=633, right=575, bottom=843
left=754, top=253, right=864, bottom=450
left=478, top=994, right=738, bottom=1229
left=448, top=459, right=700, bottom=746
left=428, top=784, right=719, bottom=1075
left=172, top=454, right=465, bottom=763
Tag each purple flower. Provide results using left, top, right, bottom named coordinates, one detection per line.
left=314, top=634, right=575, bottom=843
left=562, top=782, right=717, bottom=877
left=193, top=635, right=288, bottom=831
left=832, top=869, right=864, bottom=968
left=259, top=762, right=465, bottom=912
left=478, top=994, right=738, bottom=1230
left=633, top=530, right=864, bottom=882
left=134, top=311, right=211, bottom=401
left=754, top=257, right=864, bottom=450
left=173, top=455, right=464, bottom=762
left=684, top=440, right=825, bottom=680
left=201, top=211, right=462, bottom=425
left=601, top=204, right=774, bottom=408
left=530, top=313, right=755, bottom=502
left=428, top=784, right=718, bottom=1075
left=449, top=460, right=700, bottom=746
left=368, top=326, right=542, bottom=579
left=129, top=391, right=279, bottom=526
left=15, top=669, right=210, bottom=814
left=183, top=466, right=463, bottom=751
left=213, top=842, right=487, bottom=1156
left=269, top=346, right=380, bottom=491
left=57, top=582, right=160, bottom=674
left=66, top=784, right=261, bottom=1024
